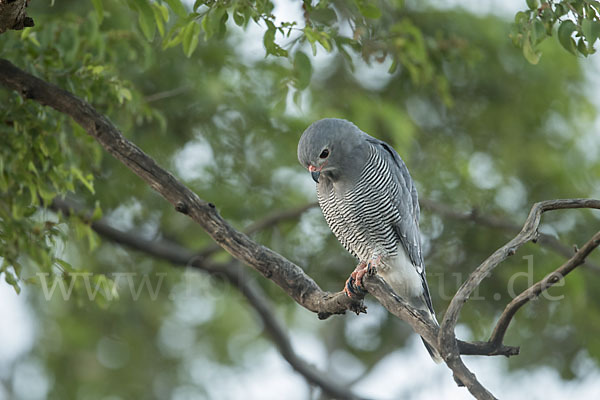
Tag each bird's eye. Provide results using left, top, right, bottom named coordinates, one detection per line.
left=319, top=149, right=329, bottom=159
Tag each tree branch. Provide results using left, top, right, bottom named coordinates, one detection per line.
left=419, top=198, right=600, bottom=272
left=489, top=230, right=600, bottom=347
left=0, top=0, right=33, bottom=33
left=49, top=198, right=367, bottom=400
left=360, top=275, right=519, bottom=357
left=50, top=196, right=518, bottom=400
left=362, top=275, right=502, bottom=400
left=0, top=58, right=366, bottom=319
left=441, top=199, right=600, bottom=345
left=144, top=86, right=191, bottom=103
left=438, top=199, right=600, bottom=399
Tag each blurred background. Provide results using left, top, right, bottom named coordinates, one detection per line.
left=1, top=0, right=600, bottom=399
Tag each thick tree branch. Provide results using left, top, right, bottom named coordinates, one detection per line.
left=50, top=198, right=367, bottom=400
left=0, top=0, right=33, bottom=33
left=489, top=230, right=600, bottom=347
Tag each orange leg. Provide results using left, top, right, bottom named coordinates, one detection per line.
left=344, top=261, right=368, bottom=297
left=343, top=256, right=382, bottom=297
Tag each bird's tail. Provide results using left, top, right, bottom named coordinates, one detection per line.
left=377, top=255, right=442, bottom=362
left=419, top=280, right=443, bottom=363
left=421, top=337, right=442, bottom=363
left=419, top=308, right=442, bottom=363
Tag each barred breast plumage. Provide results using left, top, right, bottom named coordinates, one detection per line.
left=317, top=143, right=400, bottom=262
left=298, top=118, right=441, bottom=362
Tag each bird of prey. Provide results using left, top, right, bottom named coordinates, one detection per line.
left=297, top=118, right=440, bottom=362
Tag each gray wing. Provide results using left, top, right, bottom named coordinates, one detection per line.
left=366, top=137, right=434, bottom=312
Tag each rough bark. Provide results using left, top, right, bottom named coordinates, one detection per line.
left=0, top=0, right=33, bottom=33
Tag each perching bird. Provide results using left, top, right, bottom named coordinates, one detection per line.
left=297, top=118, right=441, bottom=362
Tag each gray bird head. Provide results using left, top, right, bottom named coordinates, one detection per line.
left=297, top=118, right=370, bottom=184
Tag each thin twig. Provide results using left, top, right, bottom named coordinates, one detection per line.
left=144, top=86, right=191, bottom=103
left=489, top=230, right=600, bottom=346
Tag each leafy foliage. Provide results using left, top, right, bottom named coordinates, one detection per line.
left=513, top=0, right=600, bottom=63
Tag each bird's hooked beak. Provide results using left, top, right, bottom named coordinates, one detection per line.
left=308, top=165, right=321, bottom=183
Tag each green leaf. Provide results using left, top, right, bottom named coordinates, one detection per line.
left=213, top=9, right=228, bottom=39
left=162, top=19, right=187, bottom=49
left=92, top=0, right=104, bottom=24
left=554, top=4, right=567, bottom=17
left=201, top=9, right=214, bottom=39
left=388, top=57, right=398, bottom=73
left=262, top=20, right=287, bottom=56
left=358, top=2, right=382, bottom=19
left=92, top=201, right=103, bottom=221
left=152, top=3, right=169, bottom=37
left=182, top=21, right=200, bottom=57
left=56, top=259, right=74, bottom=273
left=157, top=3, right=169, bottom=22
left=21, top=27, right=40, bottom=47
left=309, top=7, right=337, bottom=24
left=233, top=9, right=245, bottom=26
left=27, top=183, right=38, bottom=206
left=532, top=19, right=546, bottom=45
left=117, top=87, right=132, bottom=104
left=28, top=160, right=38, bottom=176
left=303, top=26, right=318, bottom=56
left=522, top=31, right=541, bottom=64
left=164, top=0, right=188, bottom=18
left=263, top=25, right=276, bottom=54
left=132, top=0, right=156, bottom=41
left=577, top=36, right=588, bottom=56
left=316, top=32, right=332, bottom=52
left=71, top=167, right=95, bottom=194
left=514, top=11, right=529, bottom=25
left=557, top=20, right=577, bottom=55
left=5, top=271, right=21, bottom=294
left=293, top=51, right=312, bottom=90
left=87, top=226, right=99, bottom=251
left=526, top=0, right=539, bottom=10
left=582, top=19, right=600, bottom=50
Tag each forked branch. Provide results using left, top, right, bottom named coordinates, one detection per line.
left=438, top=199, right=600, bottom=399
left=489, top=230, right=600, bottom=347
